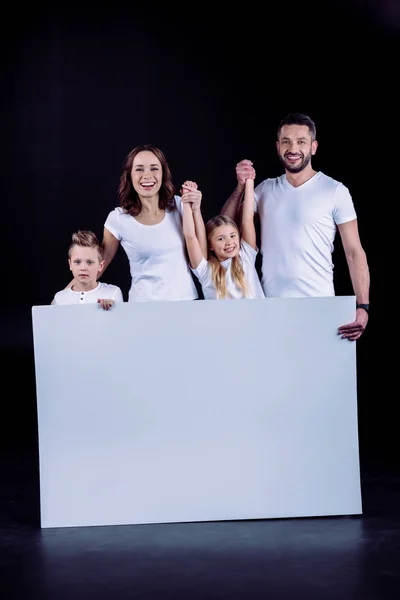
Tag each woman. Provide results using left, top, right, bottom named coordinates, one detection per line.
left=102, top=144, right=207, bottom=301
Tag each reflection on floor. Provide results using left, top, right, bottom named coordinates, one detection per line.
left=1, top=445, right=399, bottom=600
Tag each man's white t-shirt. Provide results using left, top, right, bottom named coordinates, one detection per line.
left=254, top=172, right=357, bottom=297
left=104, top=196, right=198, bottom=302
left=53, top=282, right=124, bottom=305
left=192, top=240, right=265, bottom=300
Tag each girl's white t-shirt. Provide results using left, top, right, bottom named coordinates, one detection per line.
left=104, top=196, right=198, bottom=302
left=192, top=240, right=265, bottom=300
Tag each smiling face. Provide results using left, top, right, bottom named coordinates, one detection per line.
left=68, top=245, right=105, bottom=291
left=130, top=151, right=162, bottom=200
left=208, top=223, right=240, bottom=261
left=277, top=124, right=318, bottom=173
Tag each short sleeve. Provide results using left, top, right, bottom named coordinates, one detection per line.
left=254, top=181, right=265, bottom=214
left=113, top=287, right=124, bottom=303
left=191, top=257, right=212, bottom=286
left=174, top=195, right=183, bottom=217
left=239, top=240, right=258, bottom=265
left=104, top=208, right=123, bottom=240
left=333, top=183, right=357, bottom=225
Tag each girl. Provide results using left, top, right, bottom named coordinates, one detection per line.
left=182, top=179, right=265, bottom=300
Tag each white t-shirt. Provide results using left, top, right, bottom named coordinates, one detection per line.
left=192, top=240, right=265, bottom=300
left=53, top=282, right=124, bottom=305
left=104, top=196, right=198, bottom=302
left=254, top=172, right=357, bottom=297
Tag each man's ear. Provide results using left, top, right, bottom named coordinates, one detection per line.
left=68, top=259, right=72, bottom=272
left=311, top=140, right=318, bottom=155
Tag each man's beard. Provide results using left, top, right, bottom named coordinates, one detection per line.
left=279, top=151, right=312, bottom=174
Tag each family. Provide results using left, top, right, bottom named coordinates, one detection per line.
left=52, top=113, right=370, bottom=341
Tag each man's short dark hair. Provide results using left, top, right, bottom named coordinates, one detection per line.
left=277, top=113, right=317, bottom=141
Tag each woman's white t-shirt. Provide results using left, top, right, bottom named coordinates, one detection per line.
left=192, top=240, right=265, bottom=300
left=104, top=196, right=198, bottom=302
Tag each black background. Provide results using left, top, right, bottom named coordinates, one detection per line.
left=2, top=1, right=398, bottom=473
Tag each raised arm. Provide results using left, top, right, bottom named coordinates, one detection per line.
left=181, top=186, right=206, bottom=269
left=240, top=178, right=257, bottom=250
left=191, top=199, right=207, bottom=259
left=220, top=159, right=255, bottom=224
left=181, top=180, right=207, bottom=260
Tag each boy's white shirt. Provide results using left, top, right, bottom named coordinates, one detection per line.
left=53, top=282, right=124, bottom=305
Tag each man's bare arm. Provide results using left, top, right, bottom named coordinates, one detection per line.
left=337, top=219, right=370, bottom=341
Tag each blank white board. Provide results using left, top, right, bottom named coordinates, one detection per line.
left=32, top=296, right=361, bottom=528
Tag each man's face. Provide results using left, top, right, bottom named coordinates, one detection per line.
left=276, top=124, right=318, bottom=173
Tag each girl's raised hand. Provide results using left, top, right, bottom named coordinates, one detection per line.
left=181, top=180, right=202, bottom=212
left=181, top=180, right=198, bottom=192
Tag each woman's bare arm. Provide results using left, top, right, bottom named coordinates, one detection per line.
left=101, top=227, right=120, bottom=276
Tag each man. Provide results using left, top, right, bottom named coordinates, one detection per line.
left=221, top=113, right=370, bottom=341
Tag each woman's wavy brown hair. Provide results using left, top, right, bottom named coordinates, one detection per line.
left=206, top=215, right=249, bottom=299
left=118, top=144, right=176, bottom=216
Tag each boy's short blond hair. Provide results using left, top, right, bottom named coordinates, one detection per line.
left=68, top=230, right=104, bottom=261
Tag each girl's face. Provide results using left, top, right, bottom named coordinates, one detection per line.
left=209, top=224, right=240, bottom=261
left=69, top=246, right=105, bottom=289
left=131, top=151, right=162, bottom=200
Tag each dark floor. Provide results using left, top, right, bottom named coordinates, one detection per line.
left=1, top=346, right=399, bottom=599
left=1, top=443, right=399, bottom=600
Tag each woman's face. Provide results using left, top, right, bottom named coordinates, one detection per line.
left=131, top=151, right=163, bottom=199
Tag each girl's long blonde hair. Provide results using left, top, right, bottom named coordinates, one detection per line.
left=206, top=215, right=249, bottom=299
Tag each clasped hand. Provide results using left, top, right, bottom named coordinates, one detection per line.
left=236, top=159, right=256, bottom=184
left=180, top=180, right=202, bottom=211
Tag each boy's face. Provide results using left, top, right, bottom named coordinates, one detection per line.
left=68, top=246, right=105, bottom=287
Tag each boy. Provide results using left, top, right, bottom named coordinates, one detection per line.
left=52, top=230, right=123, bottom=310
